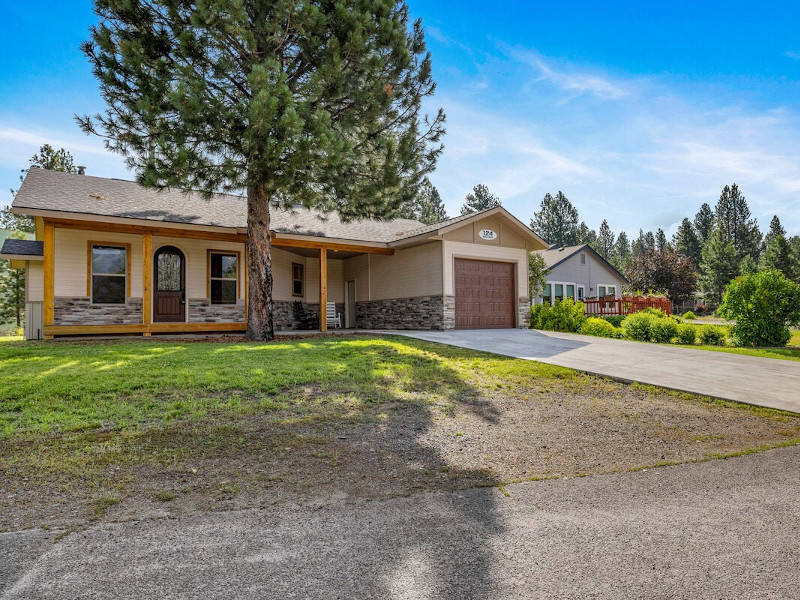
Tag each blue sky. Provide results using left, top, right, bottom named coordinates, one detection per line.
left=2, top=1, right=799, bottom=237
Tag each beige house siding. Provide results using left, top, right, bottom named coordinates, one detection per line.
left=26, top=261, right=44, bottom=302
left=368, top=242, right=443, bottom=300
left=443, top=240, right=529, bottom=298
left=303, top=256, right=344, bottom=303
left=151, top=236, right=245, bottom=301
left=442, top=216, right=528, bottom=249
left=54, top=228, right=144, bottom=299
left=343, top=254, right=371, bottom=301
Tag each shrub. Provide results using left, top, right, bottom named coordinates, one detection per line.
left=580, top=317, right=619, bottom=338
left=639, top=307, right=667, bottom=318
left=540, top=298, right=587, bottom=333
left=682, top=311, right=696, bottom=320
left=718, top=270, right=800, bottom=347
left=698, top=324, right=726, bottom=346
left=622, top=312, right=654, bottom=341
left=650, top=318, right=679, bottom=343
left=601, top=315, right=625, bottom=328
left=530, top=304, right=545, bottom=329
left=675, top=323, right=697, bottom=345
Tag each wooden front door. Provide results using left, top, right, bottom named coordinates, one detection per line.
left=154, top=246, right=185, bottom=322
left=454, top=259, right=515, bottom=329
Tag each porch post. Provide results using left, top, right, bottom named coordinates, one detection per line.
left=142, top=232, right=152, bottom=336
left=43, top=221, right=55, bottom=339
left=319, top=247, right=327, bottom=332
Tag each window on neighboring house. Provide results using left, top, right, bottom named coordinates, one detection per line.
left=292, top=263, right=304, bottom=297
left=566, top=284, right=575, bottom=300
left=598, top=285, right=616, bottom=298
left=542, top=283, right=552, bottom=305
left=210, top=252, right=238, bottom=304
left=606, top=285, right=616, bottom=298
left=577, top=286, right=585, bottom=301
left=554, top=283, right=564, bottom=303
left=580, top=254, right=586, bottom=265
left=91, top=245, right=127, bottom=304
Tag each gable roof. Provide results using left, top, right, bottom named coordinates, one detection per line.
left=533, top=243, right=628, bottom=283
left=12, top=168, right=547, bottom=249
left=11, top=168, right=425, bottom=244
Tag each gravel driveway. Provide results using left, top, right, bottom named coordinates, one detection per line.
left=3, top=445, right=799, bottom=599
left=394, top=329, right=800, bottom=413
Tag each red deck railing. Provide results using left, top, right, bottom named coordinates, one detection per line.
left=582, top=296, right=671, bottom=316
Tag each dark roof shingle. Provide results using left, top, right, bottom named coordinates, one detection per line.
left=1, top=238, right=43, bottom=257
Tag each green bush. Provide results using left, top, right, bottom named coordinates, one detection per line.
left=682, top=311, right=696, bottom=320
left=675, top=323, right=697, bottom=345
left=622, top=312, right=654, bottom=341
left=639, top=307, right=667, bottom=318
left=698, top=324, right=726, bottom=346
left=580, top=317, right=619, bottom=338
left=601, top=315, right=625, bottom=328
left=650, top=318, right=679, bottom=343
left=540, top=298, right=587, bottom=333
left=718, top=270, right=800, bottom=347
left=530, top=304, right=545, bottom=329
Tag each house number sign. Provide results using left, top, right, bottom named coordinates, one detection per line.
left=478, top=229, right=497, bottom=241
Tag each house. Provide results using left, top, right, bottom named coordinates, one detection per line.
left=0, top=168, right=547, bottom=339
left=532, top=243, right=628, bottom=305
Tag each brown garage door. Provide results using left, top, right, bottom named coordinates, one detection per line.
left=454, top=259, right=515, bottom=329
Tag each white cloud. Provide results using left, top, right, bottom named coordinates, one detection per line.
left=785, top=50, right=800, bottom=60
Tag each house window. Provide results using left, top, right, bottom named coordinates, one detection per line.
left=91, top=245, right=127, bottom=304
left=209, top=252, right=238, bottom=304
left=580, top=254, right=586, bottom=265
left=542, top=283, right=552, bottom=305
left=292, top=263, right=304, bottom=297
left=606, top=285, right=616, bottom=298
left=554, top=283, right=564, bottom=303
left=598, top=285, right=616, bottom=298
left=577, top=286, right=585, bottom=301
left=566, top=284, right=575, bottom=300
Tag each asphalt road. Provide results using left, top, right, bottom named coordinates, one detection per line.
left=395, top=329, right=800, bottom=414
left=3, top=445, right=799, bottom=599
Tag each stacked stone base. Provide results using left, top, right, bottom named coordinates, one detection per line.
left=54, top=297, right=142, bottom=325
left=518, top=297, right=531, bottom=328
left=355, top=296, right=447, bottom=330
left=188, top=299, right=245, bottom=323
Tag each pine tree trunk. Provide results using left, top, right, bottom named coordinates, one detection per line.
left=246, top=185, right=274, bottom=341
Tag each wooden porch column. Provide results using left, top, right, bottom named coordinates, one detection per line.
left=319, top=248, right=327, bottom=332
left=43, top=221, right=55, bottom=338
left=142, top=232, right=152, bottom=336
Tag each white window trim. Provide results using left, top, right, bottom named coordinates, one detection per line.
left=543, top=280, right=577, bottom=305
left=597, top=284, right=619, bottom=299
left=577, top=285, right=585, bottom=301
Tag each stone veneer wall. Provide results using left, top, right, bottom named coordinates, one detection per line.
left=442, top=295, right=455, bottom=330
left=54, top=297, right=143, bottom=325
left=188, top=299, right=245, bottom=323
left=356, top=296, right=446, bottom=330
left=518, top=297, right=531, bottom=329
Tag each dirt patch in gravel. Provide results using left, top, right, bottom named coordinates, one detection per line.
left=3, top=376, right=799, bottom=531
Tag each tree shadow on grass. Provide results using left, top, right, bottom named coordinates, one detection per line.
left=0, top=336, right=507, bottom=598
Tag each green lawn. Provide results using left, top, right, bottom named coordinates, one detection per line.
left=2, top=335, right=799, bottom=530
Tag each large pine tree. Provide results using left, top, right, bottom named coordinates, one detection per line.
left=694, top=203, right=714, bottom=244
left=79, top=1, right=445, bottom=340
left=714, top=184, right=762, bottom=263
left=596, top=219, right=615, bottom=258
left=530, top=191, right=579, bottom=247
left=699, top=228, right=739, bottom=306
left=411, top=178, right=447, bottom=225
left=611, top=231, right=631, bottom=271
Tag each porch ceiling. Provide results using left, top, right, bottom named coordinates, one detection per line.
left=279, top=246, right=364, bottom=259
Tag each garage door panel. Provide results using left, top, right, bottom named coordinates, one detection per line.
left=454, top=259, right=515, bottom=329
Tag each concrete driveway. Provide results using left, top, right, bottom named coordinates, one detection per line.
left=394, top=329, right=800, bottom=414
left=3, top=445, right=799, bottom=599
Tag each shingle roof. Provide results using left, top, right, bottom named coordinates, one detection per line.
left=534, top=244, right=589, bottom=268
left=12, top=168, right=427, bottom=244
left=0, top=238, right=43, bottom=257
left=533, top=243, right=628, bottom=283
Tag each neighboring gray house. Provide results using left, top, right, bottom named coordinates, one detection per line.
left=532, top=244, right=628, bottom=305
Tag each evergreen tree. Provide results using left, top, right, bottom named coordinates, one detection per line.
left=596, top=219, right=615, bottom=258
left=0, top=232, right=26, bottom=329
left=714, top=183, right=762, bottom=262
left=672, top=218, right=702, bottom=269
left=3, top=144, right=79, bottom=233
left=694, top=203, right=714, bottom=244
left=79, top=0, right=445, bottom=340
left=631, top=229, right=655, bottom=258
left=699, top=228, right=739, bottom=306
left=655, top=228, right=668, bottom=252
left=761, top=235, right=799, bottom=282
left=611, top=231, right=631, bottom=271
left=460, top=184, right=500, bottom=215
left=578, top=222, right=597, bottom=246
left=410, top=178, right=447, bottom=225
left=764, top=215, right=786, bottom=248
left=530, top=191, right=579, bottom=247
